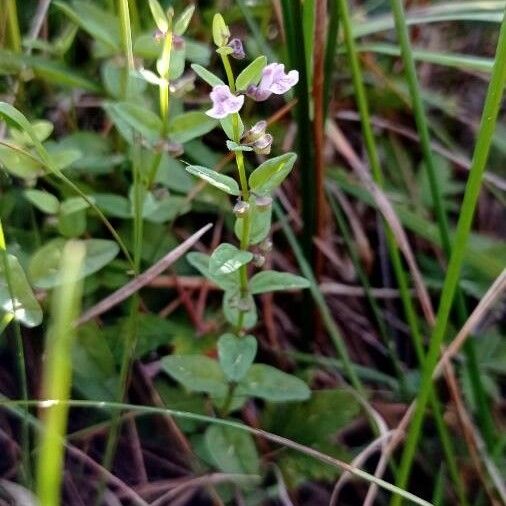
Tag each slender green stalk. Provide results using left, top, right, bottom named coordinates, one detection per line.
left=337, top=1, right=467, bottom=501
left=279, top=0, right=316, bottom=260
left=5, top=0, right=22, bottom=52
left=0, top=312, right=14, bottom=335
left=219, top=52, right=251, bottom=333
left=0, top=219, right=31, bottom=486
left=2, top=398, right=431, bottom=506
left=36, top=241, right=85, bottom=506
left=388, top=0, right=494, bottom=451
left=117, top=0, right=135, bottom=97
left=392, top=10, right=506, bottom=504
left=148, top=13, right=173, bottom=187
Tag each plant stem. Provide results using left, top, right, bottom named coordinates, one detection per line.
left=220, top=53, right=251, bottom=332
left=5, top=0, right=22, bottom=52
left=0, top=219, right=31, bottom=487
left=391, top=9, right=506, bottom=504
left=337, top=0, right=468, bottom=501
left=388, top=0, right=494, bottom=452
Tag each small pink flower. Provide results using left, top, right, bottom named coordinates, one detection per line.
left=206, top=85, right=244, bottom=119
left=247, top=63, right=299, bottom=102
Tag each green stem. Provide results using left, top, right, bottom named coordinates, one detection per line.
left=392, top=9, right=506, bottom=504
left=220, top=53, right=251, bottom=332
left=337, top=0, right=467, bottom=501
left=388, top=0, right=494, bottom=452
left=117, top=0, right=134, bottom=97
left=5, top=0, right=22, bottom=52
left=0, top=219, right=31, bottom=487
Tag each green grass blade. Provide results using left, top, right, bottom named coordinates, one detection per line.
left=35, top=241, right=85, bottom=506
left=279, top=0, right=316, bottom=260
left=389, top=0, right=495, bottom=453
left=392, top=8, right=506, bottom=504
left=1, top=397, right=432, bottom=506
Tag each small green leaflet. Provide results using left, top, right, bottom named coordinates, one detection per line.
left=218, top=333, right=257, bottom=382
left=209, top=243, right=253, bottom=275
left=249, top=152, right=297, bottom=196
left=0, top=254, right=43, bottom=328
left=185, top=165, right=240, bottom=195
left=191, top=64, right=225, bottom=87
left=249, top=270, right=310, bottom=294
left=235, top=56, right=267, bottom=91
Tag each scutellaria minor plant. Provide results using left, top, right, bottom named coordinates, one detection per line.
left=161, top=13, right=311, bottom=415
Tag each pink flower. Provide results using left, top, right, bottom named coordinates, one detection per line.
left=247, top=63, right=299, bottom=102
left=206, top=85, right=244, bottom=119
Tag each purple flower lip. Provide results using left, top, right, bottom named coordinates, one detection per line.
left=206, top=85, right=244, bottom=119
left=247, top=63, right=299, bottom=102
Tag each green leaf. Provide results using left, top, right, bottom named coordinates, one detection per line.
left=236, top=56, right=267, bottom=91
left=160, top=355, right=228, bottom=397
left=93, top=193, right=131, bottom=218
left=250, top=271, right=310, bottom=294
left=218, top=333, right=257, bottom=382
left=174, top=5, right=195, bottom=35
left=238, top=364, right=311, bottom=402
left=249, top=152, right=297, bottom=196
left=185, top=165, right=240, bottom=195
left=0, top=144, right=43, bottom=180
left=73, top=323, right=118, bottom=401
left=205, top=425, right=260, bottom=475
left=24, top=189, right=60, bottom=214
left=191, top=63, right=225, bottom=87
left=235, top=198, right=271, bottom=245
left=223, top=290, right=257, bottom=330
left=168, top=111, right=217, bottom=144
left=59, top=196, right=92, bottom=216
left=186, top=252, right=239, bottom=291
left=58, top=209, right=87, bottom=238
left=104, top=101, right=162, bottom=144
left=102, top=60, right=146, bottom=99
left=168, top=42, right=186, bottom=80
left=54, top=1, right=120, bottom=50
left=263, top=389, right=360, bottom=481
left=226, top=140, right=253, bottom=152
left=29, top=238, right=119, bottom=289
left=209, top=243, right=253, bottom=275
left=10, top=120, right=53, bottom=145
left=148, top=0, right=168, bottom=32
left=212, top=13, right=230, bottom=47
left=0, top=254, right=43, bottom=328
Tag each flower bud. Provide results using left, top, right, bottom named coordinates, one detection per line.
left=153, top=29, right=166, bottom=43
left=259, top=238, right=273, bottom=253
left=228, top=38, right=245, bottom=59
left=233, top=199, right=250, bottom=217
left=253, top=133, right=273, bottom=155
left=253, top=253, right=265, bottom=268
left=241, top=120, right=267, bottom=144
left=172, top=34, right=185, bottom=50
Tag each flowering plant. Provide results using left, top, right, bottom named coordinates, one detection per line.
left=161, top=14, right=311, bottom=415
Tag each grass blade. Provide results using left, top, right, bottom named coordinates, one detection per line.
left=392, top=8, right=506, bottom=503
left=35, top=241, right=85, bottom=506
